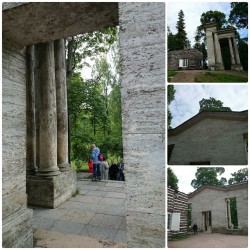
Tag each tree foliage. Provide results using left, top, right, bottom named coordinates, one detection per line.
left=167, top=85, right=176, bottom=128
left=229, top=2, right=248, bottom=29
left=238, top=37, right=248, bottom=70
left=167, top=10, right=191, bottom=51
left=66, top=27, right=123, bottom=163
left=228, top=168, right=248, bottom=185
left=199, top=97, right=231, bottom=112
left=168, top=167, right=179, bottom=191
left=200, top=10, right=227, bottom=29
left=191, top=167, right=226, bottom=189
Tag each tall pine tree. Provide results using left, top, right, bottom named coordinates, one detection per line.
left=175, top=10, right=190, bottom=49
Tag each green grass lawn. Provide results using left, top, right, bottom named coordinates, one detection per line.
left=195, top=72, right=248, bottom=83
left=168, top=71, right=177, bottom=82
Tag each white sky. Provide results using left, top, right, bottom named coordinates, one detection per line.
left=171, top=166, right=246, bottom=194
left=169, top=84, right=248, bottom=128
left=167, top=2, right=248, bottom=46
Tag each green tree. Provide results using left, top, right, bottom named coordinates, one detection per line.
left=191, top=167, right=227, bottom=189
left=238, top=37, right=248, bottom=70
left=175, top=10, right=190, bottom=49
left=229, top=2, right=248, bottom=29
left=167, top=85, right=176, bottom=128
left=193, top=28, right=208, bottom=69
left=167, top=26, right=178, bottom=51
left=66, top=27, right=118, bottom=79
left=168, top=167, right=178, bottom=191
left=66, top=27, right=123, bottom=164
left=228, top=168, right=248, bottom=185
left=200, top=10, right=227, bottom=29
left=199, top=97, right=231, bottom=112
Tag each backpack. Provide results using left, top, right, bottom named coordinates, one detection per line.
left=98, top=153, right=104, bottom=161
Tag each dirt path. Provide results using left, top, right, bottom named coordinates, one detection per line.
left=171, top=70, right=204, bottom=82
left=168, top=233, right=248, bottom=248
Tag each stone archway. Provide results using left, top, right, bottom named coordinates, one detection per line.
left=2, top=2, right=165, bottom=248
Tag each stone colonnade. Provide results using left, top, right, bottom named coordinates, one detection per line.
left=204, top=23, right=243, bottom=71
left=26, top=39, right=76, bottom=208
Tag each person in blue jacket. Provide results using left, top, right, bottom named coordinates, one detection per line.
left=91, top=144, right=101, bottom=181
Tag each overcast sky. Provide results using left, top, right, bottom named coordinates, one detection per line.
left=167, top=2, right=248, bottom=46
left=169, top=84, right=248, bottom=128
left=170, top=166, right=246, bottom=194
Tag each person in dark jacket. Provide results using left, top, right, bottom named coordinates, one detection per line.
left=193, top=223, right=198, bottom=234
left=109, top=160, right=118, bottom=180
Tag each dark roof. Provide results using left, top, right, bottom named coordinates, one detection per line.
left=188, top=182, right=248, bottom=199
left=168, top=110, right=248, bottom=136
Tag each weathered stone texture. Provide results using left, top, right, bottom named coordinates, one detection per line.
left=27, top=169, right=77, bottom=208
left=168, top=49, right=203, bottom=71
left=119, top=3, right=165, bottom=246
left=2, top=38, right=33, bottom=247
left=168, top=112, right=248, bottom=165
left=188, top=183, right=248, bottom=233
left=3, top=2, right=119, bottom=46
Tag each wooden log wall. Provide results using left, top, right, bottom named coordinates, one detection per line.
left=168, top=187, right=188, bottom=238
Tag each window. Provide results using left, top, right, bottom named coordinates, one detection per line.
left=168, top=212, right=180, bottom=231
left=179, top=59, right=188, bottom=67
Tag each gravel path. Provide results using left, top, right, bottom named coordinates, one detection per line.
left=168, top=232, right=248, bottom=248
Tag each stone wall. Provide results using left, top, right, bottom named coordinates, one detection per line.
left=2, top=38, right=33, bottom=247
left=188, top=184, right=248, bottom=233
left=119, top=2, right=165, bottom=247
left=168, top=49, right=203, bottom=70
left=168, top=113, right=248, bottom=165
left=168, top=188, right=188, bottom=238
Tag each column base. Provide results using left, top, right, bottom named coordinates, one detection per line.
left=58, top=163, right=71, bottom=172
left=231, top=64, right=243, bottom=71
left=215, top=63, right=224, bottom=71
left=27, top=169, right=76, bottom=208
left=36, top=165, right=61, bottom=177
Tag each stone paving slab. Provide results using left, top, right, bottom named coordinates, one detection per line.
left=31, top=178, right=127, bottom=247
left=89, top=214, right=123, bottom=230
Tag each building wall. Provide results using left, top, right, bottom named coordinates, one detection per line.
left=168, top=188, right=188, bottom=238
left=188, top=185, right=248, bottom=232
left=119, top=2, right=165, bottom=247
left=168, top=117, right=248, bottom=165
left=168, top=49, right=203, bottom=70
left=2, top=38, right=33, bottom=247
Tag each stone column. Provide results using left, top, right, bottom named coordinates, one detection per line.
left=226, top=199, right=232, bottom=228
left=214, top=32, right=224, bottom=70
left=205, top=30, right=216, bottom=69
left=232, top=37, right=241, bottom=65
left=36, top=42, right=60, bottom=177
left=228, top=38, right=236, bottom=65
left=54, top=39, right=70, bottom=171
left=26, top=45, right=37, bottom=175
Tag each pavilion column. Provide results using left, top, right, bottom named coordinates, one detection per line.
left=226, top=198, right=232, bottom=228
left=228, top=38, right=236, bottom=65
left=54, top=39, right=71, bottom=171
left=26, top=45, right=37, bottom=175
left=214, top=32, right=224, bottom=70
left=36, top=41, right=60, bottom=177
left=232, top=37, right=241, bottom=65
left=206, top=30, right=216, bottom=69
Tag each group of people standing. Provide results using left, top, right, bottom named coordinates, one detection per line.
left=90, top=144, right=125, bottom=181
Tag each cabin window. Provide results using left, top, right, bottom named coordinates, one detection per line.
left=168, top=212, right=180, bottom=231
left=179, top=59, right=188, bottom=67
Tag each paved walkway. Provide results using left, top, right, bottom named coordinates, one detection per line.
left=30, top=175, right=127, bottom=248
left=168, top=232, right=248, bottom=248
